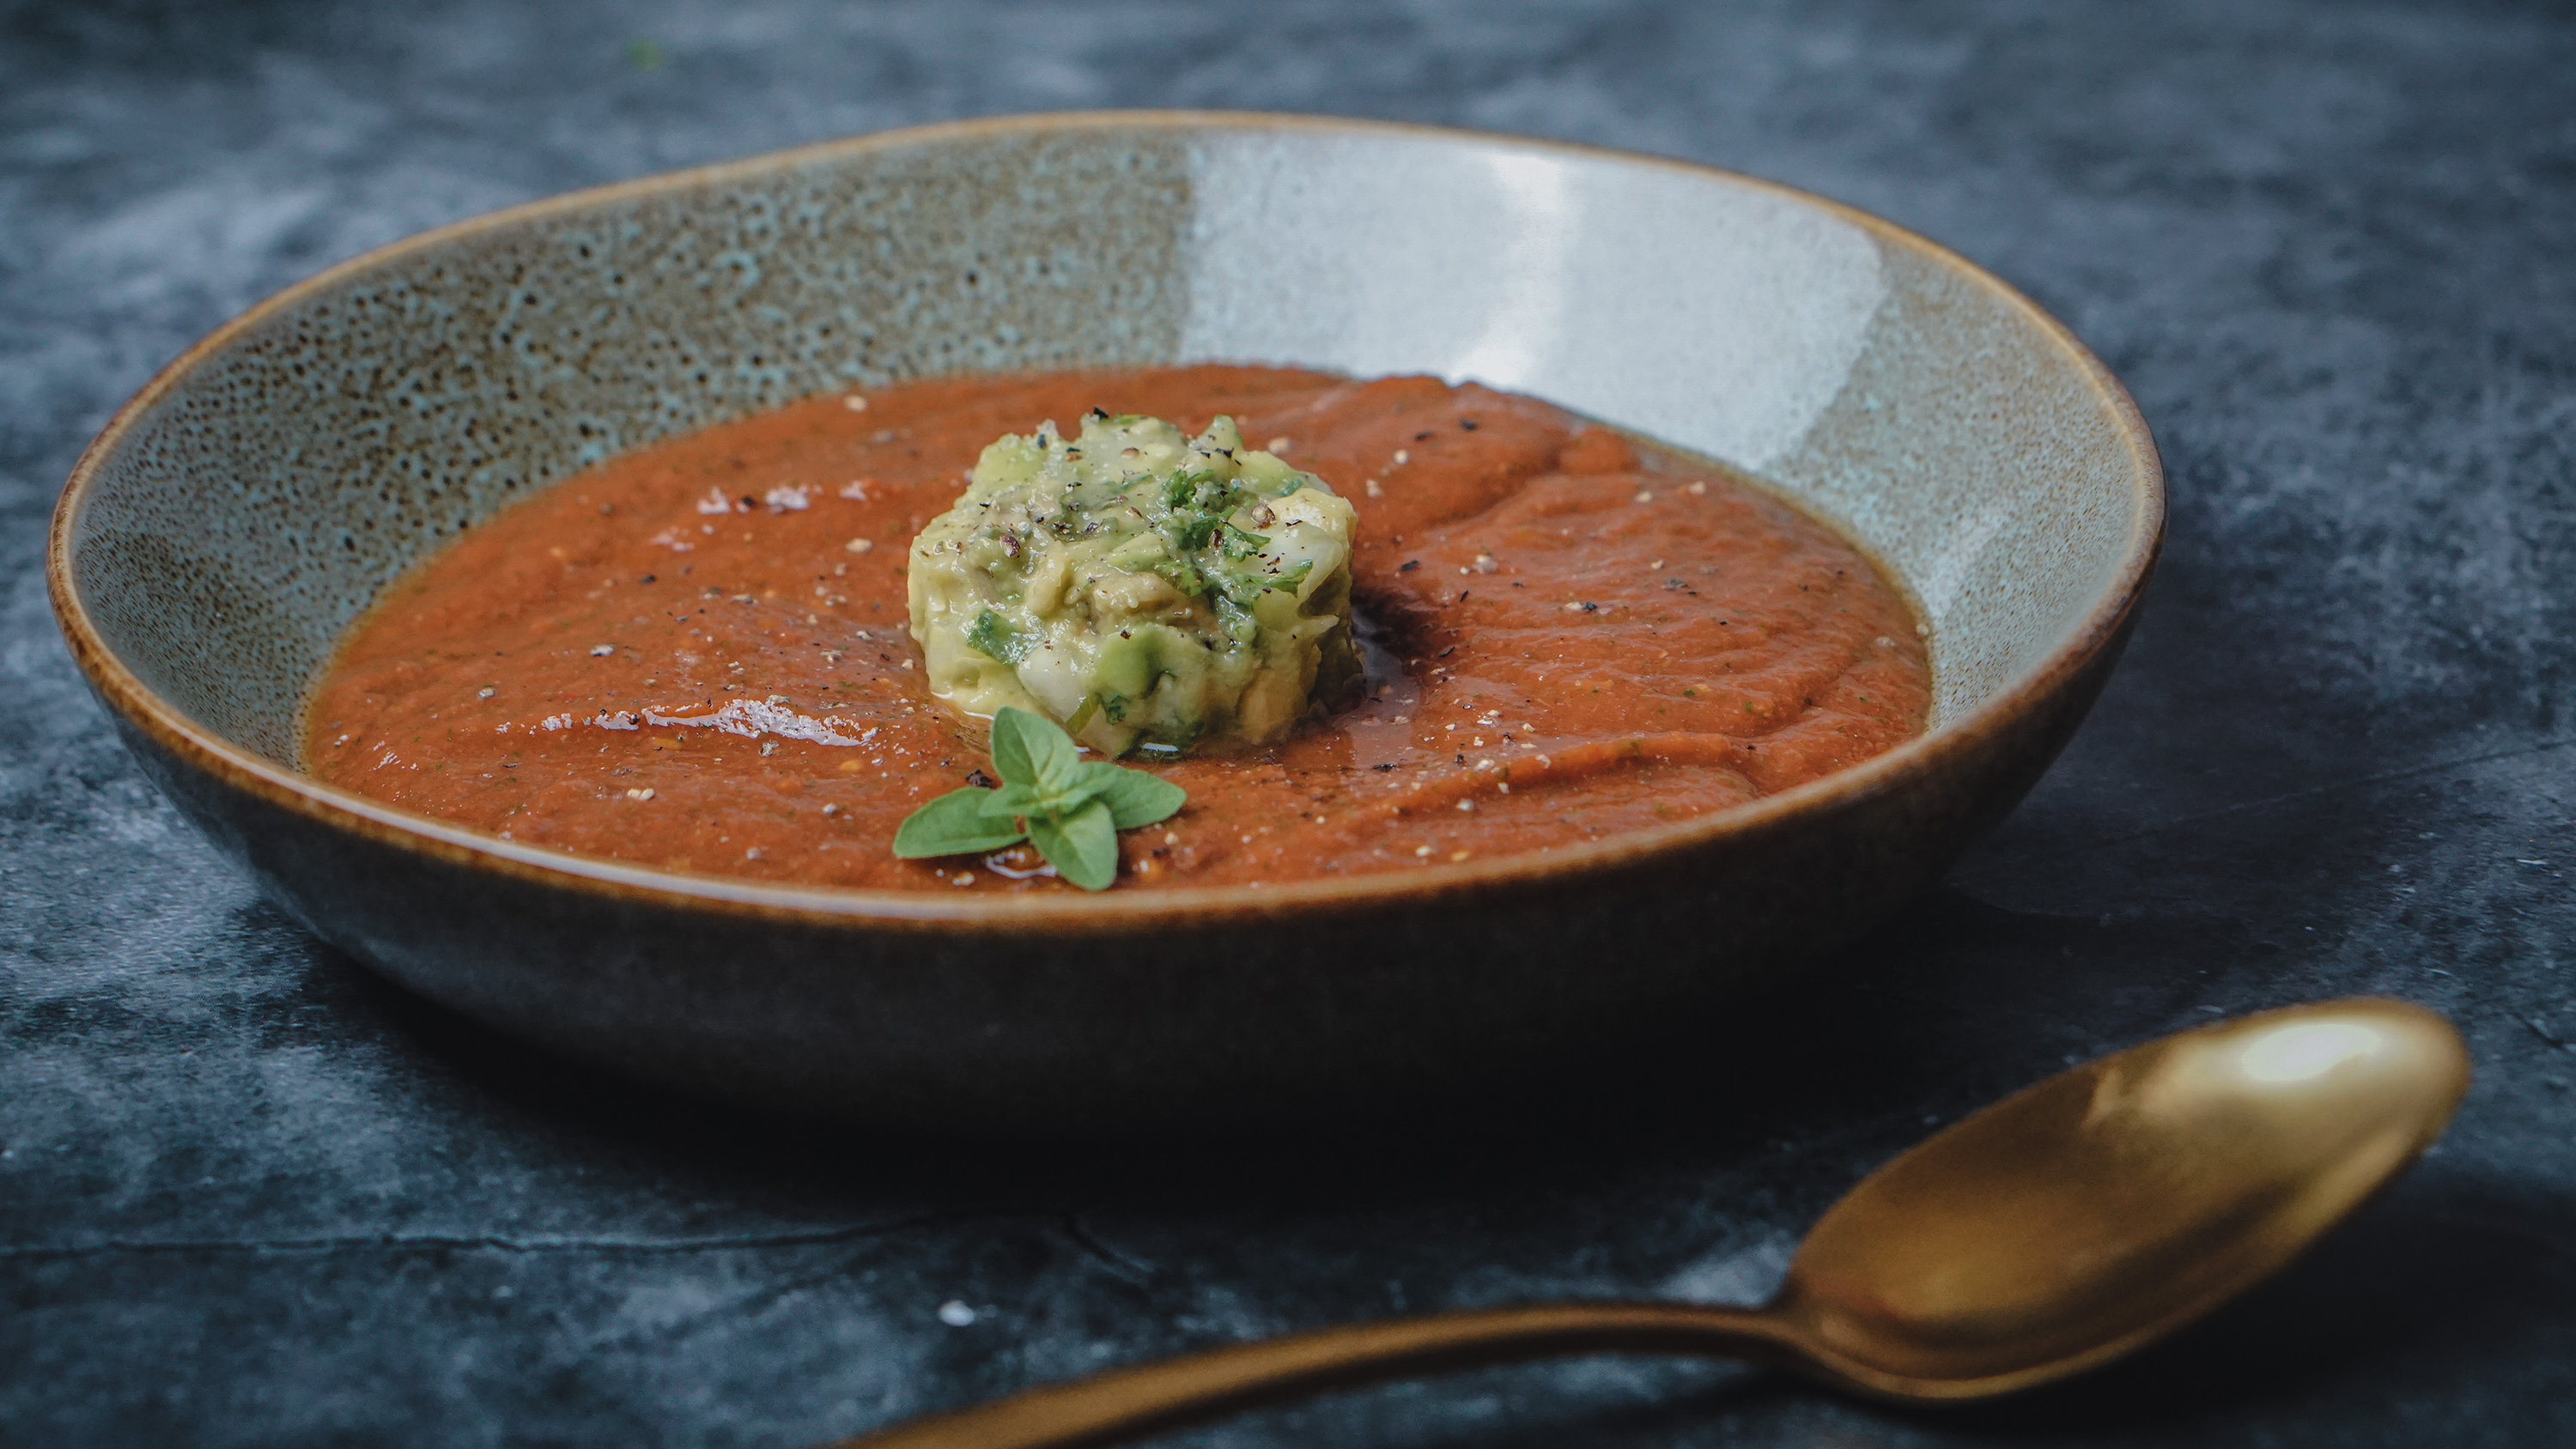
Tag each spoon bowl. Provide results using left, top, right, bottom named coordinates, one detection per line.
left=834, top=998, right=2470, bottom=1447
left=1779, top=997, right=2469, bottom=1397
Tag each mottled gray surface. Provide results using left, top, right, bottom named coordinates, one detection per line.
left=3, top=1, right=2571, bottom=1445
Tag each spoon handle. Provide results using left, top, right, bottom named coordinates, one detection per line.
left=823, top=1300, right=1796, bottom=1449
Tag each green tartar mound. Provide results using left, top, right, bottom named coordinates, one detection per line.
left=908, top=410, right=1358, bottom=755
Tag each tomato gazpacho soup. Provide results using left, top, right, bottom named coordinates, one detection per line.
left=306, top=366, right=1930, bottom=891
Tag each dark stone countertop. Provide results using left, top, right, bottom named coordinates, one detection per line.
left=4, top=2, right=2571, bottom=1445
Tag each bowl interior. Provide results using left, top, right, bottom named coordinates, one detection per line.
left=64, top=114, right=2154, bottom=787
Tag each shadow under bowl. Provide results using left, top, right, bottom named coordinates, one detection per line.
left=49, top=112, right=2162, bottom=1129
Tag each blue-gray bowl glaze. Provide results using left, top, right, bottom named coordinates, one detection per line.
left=52, top=113, right=2160, bottom=1127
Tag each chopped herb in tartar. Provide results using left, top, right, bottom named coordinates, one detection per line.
left=908, top=410, right=1358, bottom=755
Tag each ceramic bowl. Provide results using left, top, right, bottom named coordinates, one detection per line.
left=50, top=112, right=2161, bottom=1127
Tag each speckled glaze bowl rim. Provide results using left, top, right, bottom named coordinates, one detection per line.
left=50, top=110, right=2163, bottom=937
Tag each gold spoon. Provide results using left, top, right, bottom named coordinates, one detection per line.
left=831, top=997, right=2469, bottom=1449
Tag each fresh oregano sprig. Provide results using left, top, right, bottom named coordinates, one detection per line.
left=891, top=706, right=1186, bottom=890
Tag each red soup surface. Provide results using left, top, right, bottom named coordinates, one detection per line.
left=306, top=367, right=1929, bottom=891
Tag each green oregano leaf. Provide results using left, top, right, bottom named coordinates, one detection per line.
left=891, top=788, right=1030, bottom=858
left=975, top=781, right=1050, bottom=821
left=992, top=706, right=1080, bottom=792
left=890, top=706, right=1188, bottom=889
left=976, top=773, right=1115, bottom=822
left=1027, top=797, right=1119, bottom=890
left=1087, top=767, right=1187, bottom=831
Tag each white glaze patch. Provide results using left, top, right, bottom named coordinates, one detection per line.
left=1179, top=132, right=1884, bottom=471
